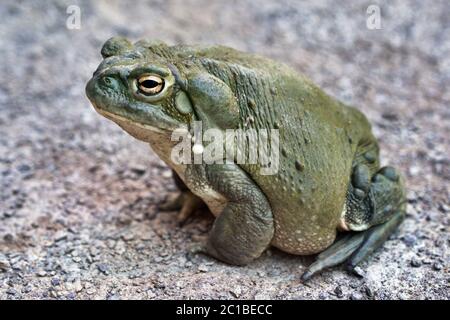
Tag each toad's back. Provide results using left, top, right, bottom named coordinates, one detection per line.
left=171, top=45, right=375, bottom=254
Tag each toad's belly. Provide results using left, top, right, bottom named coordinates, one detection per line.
left=270, top=204, right=338, bottom=255
left=195, top=187, right=339, bottom=255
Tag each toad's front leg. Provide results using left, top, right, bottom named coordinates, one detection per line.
left=159, top=170, right=206, bottom=226
left=188, top=163, right=275, bottom=265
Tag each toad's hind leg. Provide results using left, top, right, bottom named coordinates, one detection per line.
left=301, top=165, right=406, bottom=281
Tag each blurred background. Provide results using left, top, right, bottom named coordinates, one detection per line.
left=0, top=0, right=448, bottom=299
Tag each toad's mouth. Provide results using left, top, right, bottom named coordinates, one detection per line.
left=93, top=105, right=167, bottom=134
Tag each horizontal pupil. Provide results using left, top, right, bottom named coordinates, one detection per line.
left=141, top=80, right=159, bottom=88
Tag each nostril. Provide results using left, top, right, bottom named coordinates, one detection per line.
left=103, top=77, right=112, bottom=85
left=99, top=75, right=119, bottom=89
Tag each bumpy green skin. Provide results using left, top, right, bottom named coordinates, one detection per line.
left=86, top=37, right=405, bottom=267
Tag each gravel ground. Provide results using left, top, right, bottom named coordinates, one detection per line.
left=0, top=0, right=449, bottom=300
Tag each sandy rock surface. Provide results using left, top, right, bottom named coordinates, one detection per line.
left=0, top=0, right=448, bottom=299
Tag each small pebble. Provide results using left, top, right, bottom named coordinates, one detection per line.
left=67, top=292, right=76, bottom=299
left=364, top=286, right=373, bottom=298
left=74, top=280, right=83, bottom=292
left=53, top=231, right=67, bottom=242
left=381, top=112, right=399, bottom=121
left=402, top=234, right=417, bottom=247
left=162, top=170, right=172, bottom=178
left=438, top=203, right=449, bottom=213
left=410, top=257, right=422, bottom=267
left=6, top=288, right=17, bottom=296
left=121, top=233, right=135, bottom=242
left=0, top=254, right=9, bottom=271
left=89, top=247, right=99, bottom=257
left=254, top=293, right=269, bottom=300
left=398, top=293, right=408, bottom=300
left=130, top=164, right=146, bottom=176
left=49, top=290, right=59, bottom=298
left=407, top=191, right=417, bottom=203
left=318, top=293, right=328, bottom=299
left=36, top=270, right=47, bottom=277
left=350, top=292, right=364, bottom=300
left=97, top=263, right=110, bottom=275
left=17, top=164, right=31, bottom=173
left=22, top=286, right=32, bottom=293
left=349, top=281, right=360, bottom=289
left=147, top=290, right=156, bottom=299
left=230, top=286, right=242, bottom=298
left=352, top=266, right=366, bottom=278
left=334, top=286, right=344, bottom=298
left=198, top=264, right=209, bottom=272
left=432, top=262, right=443, bottom=271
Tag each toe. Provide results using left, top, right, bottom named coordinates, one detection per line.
left=352, top=164, right=371, bottom=192
left=379, top=166, right=399, bottom=182
left=159, top=193, right=183, bottom=211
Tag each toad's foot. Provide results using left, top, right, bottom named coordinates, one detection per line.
left=300, top=210, right=404, bottom=281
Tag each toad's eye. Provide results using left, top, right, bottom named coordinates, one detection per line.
left=137, top=75, right=164, bottom=95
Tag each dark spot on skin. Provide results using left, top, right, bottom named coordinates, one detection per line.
left=281, top=148, right=287, bottom=157
left=295, top=160, right=304, bottom=171
left=273, top=121, right=279, bottom=129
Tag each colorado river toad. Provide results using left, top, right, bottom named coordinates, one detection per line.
left=86, top=37, right=406, bottom=280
